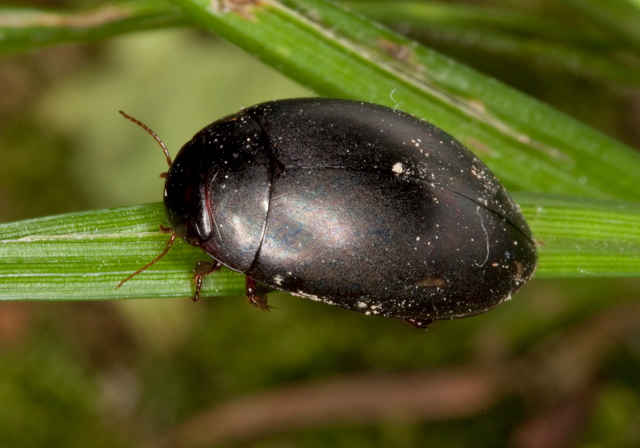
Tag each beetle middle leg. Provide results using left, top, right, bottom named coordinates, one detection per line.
left=245, top=277, right=271, bottom=312
left=191, top=260, right=223, bottom=302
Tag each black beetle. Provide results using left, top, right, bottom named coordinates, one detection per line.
left=117, top=98, right=537, bottom=328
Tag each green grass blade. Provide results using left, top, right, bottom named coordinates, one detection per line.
left=515, top=193, right=640, bottom=278
left=171, top=0, right=640, bottom=201
left=2, top=0, right=639, bottom=299
left=3, top=0, right=640, bottom=200
left=4, top=1, right=639, bottom=88
left=344, top=1, right=640, bottom=88
left=0, top=196, right=638, bottom=301
left=0, top=204, right=244, bottom=301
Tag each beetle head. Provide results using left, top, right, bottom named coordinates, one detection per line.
left=164, top=162, right=214, bottom=247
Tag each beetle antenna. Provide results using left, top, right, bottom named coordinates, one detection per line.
left=119, top=110, right=173, bottom=167
left=115, top=232, right=177, bottom=290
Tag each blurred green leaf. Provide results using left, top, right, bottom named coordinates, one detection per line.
left=0, top=0, right=186, bottom=55
left=1, top=2, right=640, bottom=445
left=560, top=0, right=640, bottom=52
left=344, top=0, right=640, bottom=88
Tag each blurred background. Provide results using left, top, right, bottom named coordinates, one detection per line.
left=1, top=0, right=639, bottom=447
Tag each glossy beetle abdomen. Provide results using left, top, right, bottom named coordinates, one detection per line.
left=248, top=167, right=534, bottom=319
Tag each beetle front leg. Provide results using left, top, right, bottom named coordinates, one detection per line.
left=245, top=277, right=271, bottom=312
left=191, top=260, right=223, bottom=302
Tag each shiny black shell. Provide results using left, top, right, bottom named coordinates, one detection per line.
left=165, top=98, right=537, bottom=321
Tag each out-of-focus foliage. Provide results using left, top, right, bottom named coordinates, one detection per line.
left=0, top=0, right=639, bottom=447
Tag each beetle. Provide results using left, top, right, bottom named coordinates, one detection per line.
left=117, top=98, right=537, bottom=328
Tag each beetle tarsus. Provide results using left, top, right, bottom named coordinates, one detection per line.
left=248, top=294, right=271, bottom=312
left=246, top=277, right=271, bottom=312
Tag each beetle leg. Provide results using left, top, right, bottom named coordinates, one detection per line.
left=404, top=318, right=434, bottom=330
left=245, top=277, right=271, bottom=312
left=191, top=260, right=222, bottom=302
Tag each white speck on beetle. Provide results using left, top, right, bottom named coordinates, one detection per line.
left=392, top=162, right=404, bottom=174
left=292, top=290, right=321, bottom=302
